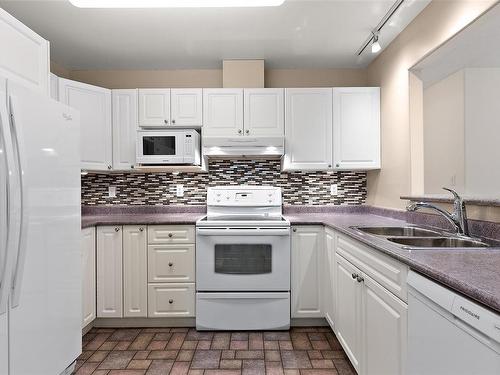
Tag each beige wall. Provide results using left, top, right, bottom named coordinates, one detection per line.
left=366, top=0, right=498, bottom=211
left=50, top=60, right=71, bottom=79
left=423, top=70, right=465, bottom=193
left=69, top=69, right=223, bottom=88
left=57, top=68, right=368, bottom=89
left=265, top=68, right=368, bottom=88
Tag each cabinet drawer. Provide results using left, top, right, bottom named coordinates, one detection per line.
left=148, top=244, right=195, bottom=283
left=335, top=233, right=408, bottom=301
left=148, top=283, right=195, bottom=318
left=148, top=225, right=195, bottom=244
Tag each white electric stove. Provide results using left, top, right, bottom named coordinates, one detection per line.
left=196, top=186, right=291, bottom=331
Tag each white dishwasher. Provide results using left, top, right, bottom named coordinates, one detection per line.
left=407, top=271, right=500, bottom=375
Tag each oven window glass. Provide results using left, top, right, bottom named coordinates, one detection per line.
left=214, top=244, right=272, bottom=274
left=142, top=136, right=176, bottom=155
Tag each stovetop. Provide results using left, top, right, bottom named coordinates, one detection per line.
left=196, top=215, right=290, bottom=228
left=201, top=186, right=287, bottom=227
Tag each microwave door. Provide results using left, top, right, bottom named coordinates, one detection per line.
left=141, top=133, right=184, bottom=164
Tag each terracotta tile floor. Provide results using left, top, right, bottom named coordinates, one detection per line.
left=74, top=327, right=356, bottom=375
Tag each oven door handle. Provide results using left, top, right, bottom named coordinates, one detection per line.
left=196, top=228, right=290, bottom=236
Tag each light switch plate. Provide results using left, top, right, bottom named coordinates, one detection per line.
left=330, top=184, right=338, bottom=196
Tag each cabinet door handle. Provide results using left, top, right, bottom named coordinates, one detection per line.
left=164, top=119, right=169, bottom=124
left=168, top=233, right=173, bottom=238
left=245, top=129, right=250, bottom=135
left=107, top=165, right=112, bottom=170
left=115, top=227, right=120, bottom=232
left=357, top=276, right=364, bottom=283
left=238, top=129, right=242, bottom=134
left=351, top=273, right=357, bottom=279
left=172, top=119, right=176, bottom=124
left=139, top=227, right=144, bottom=232
left=168, top=262, right=173, bottom=267
left=292, top=228, right=297, bottom=232
left=169, top=299, right=174, bottom=304
left=328, top=164, right=332, bottom=168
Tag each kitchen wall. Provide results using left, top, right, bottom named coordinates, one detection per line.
left=63, top=68, right=368, bottom=89
left=81, top=159, right=366, bottom=206
left=366, top=0, right=498, bottom=215
left=423, top=70, right=465, bottom=194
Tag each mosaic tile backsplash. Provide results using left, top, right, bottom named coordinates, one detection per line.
left=81, top=159, right=367, bottom=206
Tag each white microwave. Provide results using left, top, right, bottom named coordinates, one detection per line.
left=136, top=129, right=201, bottom=165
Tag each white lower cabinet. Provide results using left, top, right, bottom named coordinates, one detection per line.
left=148, top=283, right=195, bottom=318
left=87, top=224, right=197, bottom=324
left=97, top=226, right=123, bottom=318
left=290, top=226, right=408, bottom=375
left=81, top=227, right=96, bottom=328
left=333, top=232, right=408, bottom=375
left=147, top=225, right=196, bottom=318
left=148, top=244, right=195, bottom=283
left=363, top=272, right=407, bottom=375
left=335, top=254, right=363, bottom=373
left=123, top=225, right=148, bottom=317
left=291, top=226, right=324, bottom=318
left=323, top=227, right=336, bottom=329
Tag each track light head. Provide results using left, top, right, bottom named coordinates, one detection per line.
left=371, top=32, right=381, bottom=54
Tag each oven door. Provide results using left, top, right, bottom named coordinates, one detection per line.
left=136, top=131, right=184, bottom=164
left=196, top=227, right=290, bottom=291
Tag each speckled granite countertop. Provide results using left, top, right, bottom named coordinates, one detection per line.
left=81, top=205, right=500, bottom=314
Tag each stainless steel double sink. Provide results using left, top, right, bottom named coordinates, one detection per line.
left=351, top=226, right=491, bottom=249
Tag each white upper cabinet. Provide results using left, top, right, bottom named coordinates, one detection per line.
left=59, top=78, right=112, bottom=170
left=138, top=88, right=171, bottom=127
left=0, top=9, right=50, bottom=95
left=333, top=87, right=380, bottom=170
left=244, top=88, right=284, bottom=137
left=50, top=73, right=58, bottom=101
left=203, top=88, right=243, bottom=137
left=112, top=89, right=138, bottom=170
left=171, top=88, right=203, bottom=127
left=284, top=88, right=333, bottom=170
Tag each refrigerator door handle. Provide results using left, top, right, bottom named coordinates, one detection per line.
left=8, top=95, right=29, bottom=308
left=0, top=94, right=17, bottom=315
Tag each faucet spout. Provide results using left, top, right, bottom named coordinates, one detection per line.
left=406, top=188, right=470, bottom=236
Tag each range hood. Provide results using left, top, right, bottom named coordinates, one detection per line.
left=203, top=136, right=284, bottom=157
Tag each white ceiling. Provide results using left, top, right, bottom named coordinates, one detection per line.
left=0, top=0, right=430, bottom=70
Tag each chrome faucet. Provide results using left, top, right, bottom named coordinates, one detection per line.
left=406, top=187, right=469, bottom=237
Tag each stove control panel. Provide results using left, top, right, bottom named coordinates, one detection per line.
left=207, top=186, right=282, bottom=206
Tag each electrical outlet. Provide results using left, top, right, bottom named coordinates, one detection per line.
left=330, top=184, right=338, bottom=196
left=108, top=186, right=117, bottom=198
left=176, top=184, right=184, bottom=197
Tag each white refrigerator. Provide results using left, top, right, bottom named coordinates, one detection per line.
left=0, top=76, right=82, bottom=374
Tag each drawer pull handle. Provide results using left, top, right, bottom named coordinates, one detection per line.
left=357, top=276, right=364, bottom=283
left=168, top=233, right=173, bottom=238
left=351, top=273, right=357, bottom=279
left=168, top=262, right=173, bottom=267
left=169, top=299, right=174, bottom=304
